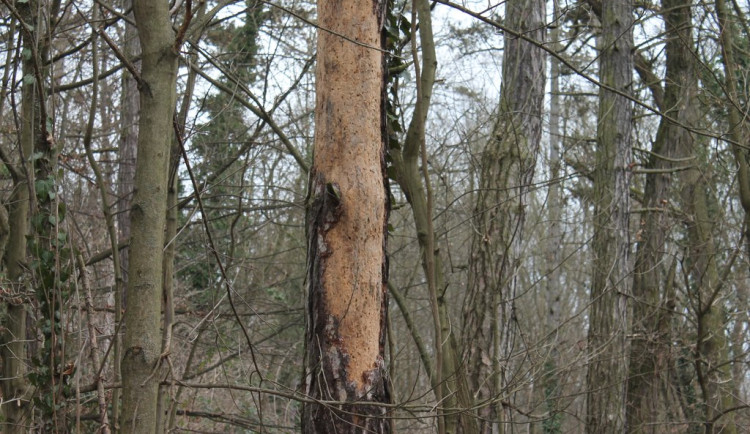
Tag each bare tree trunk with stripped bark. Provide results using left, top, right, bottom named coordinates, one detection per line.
left=301, top=0, right=391, bottom=432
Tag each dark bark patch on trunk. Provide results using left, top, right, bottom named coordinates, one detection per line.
left=303, top=169, right=390, bottom=433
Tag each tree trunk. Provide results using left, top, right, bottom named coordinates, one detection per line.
left=586, top=1, right=633, bottom=432
left=625, top=0, right=693, bottom=431
left=120, top=0, right=178, bottom=431
left=0, top=24, right=33, bottom=434
left=117, top=0, right=139, bottom=287
left=114, top=1, right=139, bottom=427
left=717, top=12, right=750, bottom=424
left=686, top=4, right=740, bottom=432
left=112, top=0, right=141, bottom=427
left=301, top=0, right=390, bottom=432
left=541, top=3, right=563, bottom=430
left=388, top=1, right=479, bottom=431
left=680, top=143, right=736, bottom=434
left=0, top=1, right=41, bottom=429
left=462, top=0, right=545, bottom=431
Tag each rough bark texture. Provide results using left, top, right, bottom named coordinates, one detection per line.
left=120, top=1, right=177, bottom=431
left=0, top=3, right=36, bottom=429
left=690, top=2, right=739, bottom=431
left=0, top=74, right=31, bottom=434
left=118, top=0, right=139, bottom=293
left=302, top=0, right=391, bottom=431
left=586, top=0, right=633, bottom=432
left=679, top=142, right=736, bottom=434
left=113, top=2, right=138, bottom=426
left=461, top=0, right=545, bottom=431
left=541, top=4, right=563, bottom=430
left=625, top=0, right=692, bottom=431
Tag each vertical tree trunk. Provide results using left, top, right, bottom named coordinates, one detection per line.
left=462, top=0, right=545, bottom=431
left=0, top=0, right=49, bottom=433
left=689, top=3, right=740, bottom=432
left=586, top=0, right=633, bottom=432
left=680, top=144, right=736, bottom=434
left=717, top=13, right=750, bottom=423
left=114, top=1, right=139, bottom=427
left=118, top=0, right=139, bottom=283
left=541, top=3, right=563, bottom=430
left=301, top=0, right=390, bottom=432
left=388, top=1, right=478, bottom=431
left=625, top=0, right=693, bottom=431
left=157, top=46, right=198, bottom=431
left=120, top=1, right=177, bottom=431
left=0, top=5, right=35, bottom=429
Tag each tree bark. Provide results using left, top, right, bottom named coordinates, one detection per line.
left=301, top=0, right=391, bottom=432
left=114, top=1, right=139, bottom=427
left=388, top=1, right=479, bottom=431
left=0, top=1, right=42, bottom=429
left=625, top=0, right=693, bottom=431
left=0, top=16, right=33, bottom=434
left=541, top=3, right=563, bottom=430
left=462, top=0, right=545, bottom=431
left=689, top=2, right=741, bottom=431
left=586, top=1, right=633, bottom=432
left=120, top=0, right=178, bottom=431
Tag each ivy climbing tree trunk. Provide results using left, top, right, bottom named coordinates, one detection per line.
left=301, top=0, right=391, bottom=432
left=120, top=0, right=178, bottom=431
left=586, top=0, right=633, bottom=432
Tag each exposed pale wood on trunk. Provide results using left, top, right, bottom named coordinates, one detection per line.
left=302, top=0, right=391, bottom=431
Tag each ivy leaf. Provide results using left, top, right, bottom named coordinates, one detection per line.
left=35, top=178, right=48, bottom=199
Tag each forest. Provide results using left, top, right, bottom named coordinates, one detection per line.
left=0, top=0, right=748, bottom=432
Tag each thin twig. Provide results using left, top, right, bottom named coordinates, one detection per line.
left=76, top=253, right=111, bottom=433
left=172, top=120, right=263, bottom=380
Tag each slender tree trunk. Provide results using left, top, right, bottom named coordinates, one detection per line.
left=0, top=45, right=32, bottom=434
left=625, top=0, right=693, bottom=431
left=118, top=0, right=139, bottom=284
left=462, top=0, right=545, bottom=431
left=586, top=1, right=633, bottom=432
left=120, top=1, right=178, bottom=431
left=301, top=0, right=390, bottom=431
left=388, top=1, right=479, bottom=431
left=114, top=2, right=139, bottom=427
left=713, top=3, right=749, bottom=431
left=541, top=3, right=563, bottom=430
left=155, top=150, right=178, bottom=433
left=680, top=148, right=735, bottom=434
left=0, top=2, right=39, bottom=429
left=156, top=45, right=198, bottom=431
left=679, top=6, right=740, bottom=433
